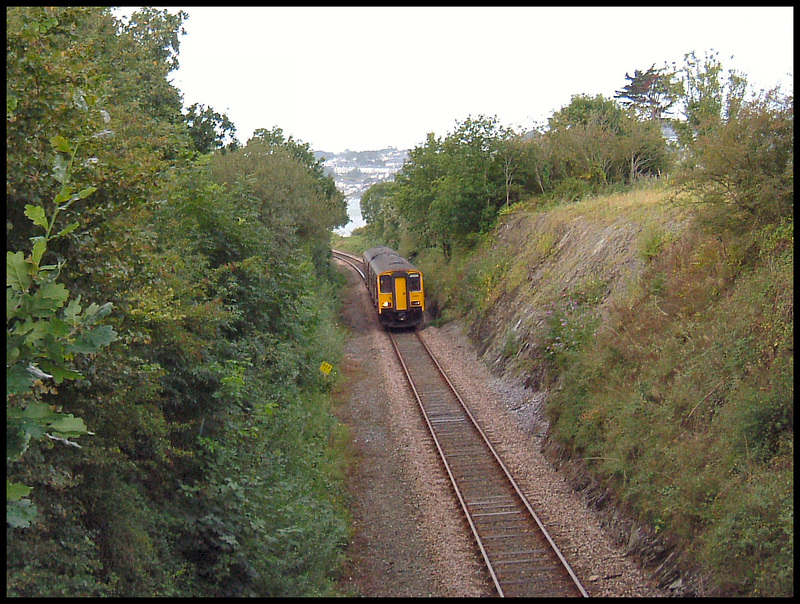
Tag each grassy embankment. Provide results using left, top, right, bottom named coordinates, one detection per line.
left=336, top=179, right=793, bottom=596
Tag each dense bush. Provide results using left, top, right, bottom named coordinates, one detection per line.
left=7, top=6, right=349, bottom=596
left=362, top=97, right=672, bottom=260
left=675, top=87, right=793, bottom=227
left=547, top=219, right=792, bottom=595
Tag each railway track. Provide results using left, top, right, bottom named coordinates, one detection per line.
left=389, top=330, right=588, bottom=597
left=332, top=249, right=588, bottom=597
left=331, top=249, right=365, bottom=280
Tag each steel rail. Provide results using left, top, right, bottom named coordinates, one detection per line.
left=413, top=331, right=589, bottom=597
left=333, top=249, right=588, bottom=597
left=389, top=331, right=506, bottom=595
left=389, top=330, right=589, bottom=598
left=331, top=249, right=365, bottom=280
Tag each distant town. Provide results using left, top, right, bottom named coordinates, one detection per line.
left=315, top=148, right=409, bottom=236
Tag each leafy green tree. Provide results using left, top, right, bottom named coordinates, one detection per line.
left=6, top=6, right=110, bottom=252
left=438, top=115, right=511, bottom=233
left=548, top=93, right=626, bottom=133
left=672, top=50, right=750, bottom=146
left=8, top=7, right=207, bottom=594
left=495, top=135, right=530, bottom=207
left=7, top=133, right=118, bottom=528
left=511, top=128, right=555, bottom=196
left=391, top=116, right=512, bottom=257
left=676, top=86, right=793, bottom=227
left=209, top=132, right=347, bottom=269
left=360, top=180, right=402, bottom=245
left=392, top=132, right=446, bottom=249
left=544, top=94, right=669, bottom=191
left=184, top=103, right=239, bottom=153
left=111, top=7, right=188, bottom=121
left=615, top=114, right=671, bottom=181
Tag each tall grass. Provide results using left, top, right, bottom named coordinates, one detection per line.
left=548, top=219, right=793, bottom=595
left=416, top=185, right=792, bottom=596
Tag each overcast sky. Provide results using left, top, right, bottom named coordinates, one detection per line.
left=119, top=6, right=793, bottom=153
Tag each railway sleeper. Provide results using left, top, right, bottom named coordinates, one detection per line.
left=439, top=445, right=492, bottom=455
left=493, top=560, right=563, bottom=570
left=491, top=549, right=559, bottom=560
left=428, top=415, right=466, bottom=423
left=491, top=548, right=558, bottom=558
left=472, top=509, right=522, bottom=518
left=496, top=570, right=566, bottom=582
left=450, top=463, right=501, bottom=475
left=469, top=505, right=518, bottom=514
left=479, top=531, right=536, bottom=540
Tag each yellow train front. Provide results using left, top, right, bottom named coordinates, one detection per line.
left=362, top=246, right=425, bottom=329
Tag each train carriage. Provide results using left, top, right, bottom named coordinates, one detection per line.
left=363, top=246, right=425, bottom=328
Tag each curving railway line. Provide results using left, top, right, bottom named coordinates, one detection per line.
left=332, top=249, right=589, bottom=597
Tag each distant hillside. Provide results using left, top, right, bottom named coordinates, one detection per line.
left=315, top=148, right=408, bottom=236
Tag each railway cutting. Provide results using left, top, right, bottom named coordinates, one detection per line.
left=333, top=249, right=589, bottom=597
left=389, top=330, right=588, bottom=597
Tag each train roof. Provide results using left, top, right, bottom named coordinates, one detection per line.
left=363, top=246, right=421, bottom=275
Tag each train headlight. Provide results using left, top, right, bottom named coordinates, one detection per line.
left=382, top=301, right=392, bottom=308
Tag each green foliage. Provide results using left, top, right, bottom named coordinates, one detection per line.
left=7, top=6, right=350, bottom=597
left=545, top=94, right=671, bottom=193
left=359, top=180, right=402, bottom=247
left=676, top=87, right=793, bottom=227
left=614, top=63, right=680, bottom=121
left=639, top=224, right=673, bottom=261
left=184, top=103, right=239, bottom=154
left=211, top=129, right=347, bottom=258
left=547, top=219, right=792, bottom=595
left=671, top=50, right=750, bottom=146
left=7, top=132, right=117, bottom=527
left=362, top=100, right=673, bottom=256
left=382, top=115, right=514, bottom=258
left=541, top=278, right=605, bottom=372
left=548, top=93, right=627, bottom=133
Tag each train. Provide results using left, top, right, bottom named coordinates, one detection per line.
left=362, top=246, right=425, bottom=328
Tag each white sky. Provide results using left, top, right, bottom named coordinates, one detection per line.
left=118, top=6, right=793, bottom=153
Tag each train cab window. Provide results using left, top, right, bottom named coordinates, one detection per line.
left=408, top=273, right=421, bottom=292
left=379, top=274, right=392, bottom=293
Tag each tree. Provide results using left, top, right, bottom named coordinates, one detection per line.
left=539, top=94, right=672, bottom=195
left=513, top=128, right=555, bottom=196
left=7, top=138, right=117, bottom=528
left=672, top=50, right=750, bottom=146
left=676, top=86, right=793, bottom=227
left=250, top=127, right=347, bottom=229
left=393, top=132, right=445, bottom=249
left=8, top=7, right=351, bottom=595
left=496, top=135, right=528, bottom=207
left=184, top=103, right=239, bottom=154
left=614, top=63, right=679, bottom=121
left=208, top=133, right=347, bottom=271
left=6, top=6, right=111, bottom=253
left=436, top=115, right=510, bottom=238
left=548, top=93, right=626, bottom=133
left=360, top=179, right=401, bottom=242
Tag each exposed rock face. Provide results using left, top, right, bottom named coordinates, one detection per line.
left=468, top=211, right=649, bottom=385
left=333, top=254, right=667, bottom=597
left=455, top=197, right=699, bottom=595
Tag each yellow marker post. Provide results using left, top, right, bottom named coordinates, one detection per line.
left=319, top=361, right=333, bottom=375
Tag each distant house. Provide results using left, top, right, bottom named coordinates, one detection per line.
left=660, top=121, right=678, bottom=144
